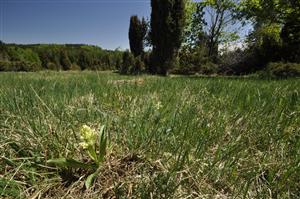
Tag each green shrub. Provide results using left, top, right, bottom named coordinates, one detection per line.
left=177, top=45, right=211, bottom=75
left=266, top=62, right=300, bottom=78
left=0, top=60, right=10, bottom=71
left=70, top=64, right=81, bottom=71
left=16, top=61, right=42, bottom=72
left=142, top=52, right=151, bottom=72
left=0, top=60, right=42, bottom=72
left=47, top=62, right=61, bottom=71
left=200, top=62, right=218, bottom=75
left=120, top=51, right=135, bottom=74
left=115, top=58, right=122, bottom=71
left=171, top=61, right=218, bottom=75
left=130, top=56, right=145, bottom=75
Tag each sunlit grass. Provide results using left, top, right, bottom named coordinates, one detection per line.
left=0, top=71, right=299, bottom=198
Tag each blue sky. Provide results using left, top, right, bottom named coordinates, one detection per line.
left=0, top=0, right=151, bottom=50
left=0, top=0, right=251, bottom=50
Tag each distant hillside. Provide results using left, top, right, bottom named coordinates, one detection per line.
left=0, top=41, right=123, bottom=72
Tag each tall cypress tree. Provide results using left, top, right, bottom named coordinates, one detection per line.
left=129, top=16, right=148, bottom=57
left=150, top=0, right=185, bottom=75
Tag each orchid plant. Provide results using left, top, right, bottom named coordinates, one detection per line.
left=47, top=125, right=108, bottom=189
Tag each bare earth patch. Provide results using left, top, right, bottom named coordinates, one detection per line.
left=108, top=78, right=145, bottom=86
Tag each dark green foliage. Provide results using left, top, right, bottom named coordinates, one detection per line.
left=0, top=43, right=121, bottom=72
left=7, top=47, right=42, bottom=66
left=142, top=52, right=151, bottom=73
left=222, top=23, right=284, bottom=75
left=0, top=60, right=42, bottom=72
left=115, top=57, right=122, bottom=71
left=0, top=60, right=11, bottom=71
left=186, top=4, right=207, bottom=47
left=78, top=50, right=92, bottom=70
left=120, top=51, right=135, bottom=74
left=129, top=16, right=148, bottom=57
left=119, top=52, right=144, bottom=75
left=231, top=0, right=300, bottom=75
left=150, top=0, right=186, bottom=75
left=70, top=63, right=81, bottom=71
left=130, top=56, right=145, bottom=75
left=0, top=40, right=6, bottom=53
left=46, top=62, right=60, bottom=71
left=219, top=48, right=249, bottom=75
left=266, top=62, right=300, bottom=78
left=201, top=62, right=218, bottom=75
left=0, top=41, right=9, bottom=61
left=175, top=45, right=211, bottom=74
left=281, top=10, right=300, bottom=62
left=220, top=49, right=267, bottom=75
left=60, top=50, right=72, bottom=70
left=255, top=24, right=282, bottom=63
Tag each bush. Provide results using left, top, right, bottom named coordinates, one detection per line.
left=220, top=48, right=266, bottom=75
left=222, top=23, right=284, bottom=75
left=23, top=62, right=42, bottom=71
left=47, top=62, right=61, bottom=71
left=0, top=61, right=42, bottom=72
left=175, top=45, right=218, bottom=75
left=171, top=61, right=218, bottom=75
left=130, top=56, right=145, bottom=75
left=266, top=62, right=300, bottom=78
left=220, top=49, right=247, bottom=74
left=142, top=52, right=151, bottom=73
left=115, top=58, right=122, bottom=71
left=176, top=45, right=211, bottom=75
left=0, top=61, right=10, bottom=71
left=70, top=64, right=81, bottom=71
left=200, top=62, right=218, bottom=75
left=120, top=51, right=135, bottom=74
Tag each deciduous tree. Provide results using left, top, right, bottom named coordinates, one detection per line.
left=201, top=0, right=238, bottom=60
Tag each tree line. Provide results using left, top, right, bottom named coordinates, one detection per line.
left=123, top=0, right=300, bottom=77
left=0, top=0, right=299, bottom=77
left=0, top=42, right=123, bottom=72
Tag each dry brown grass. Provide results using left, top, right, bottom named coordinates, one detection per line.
left=42, top=153, right=163, bottom=199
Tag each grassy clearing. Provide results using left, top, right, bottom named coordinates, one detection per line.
left=0, top=71, right=299, bottom=198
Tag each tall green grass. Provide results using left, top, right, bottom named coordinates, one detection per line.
left=0, top=71, right=299, bottom=198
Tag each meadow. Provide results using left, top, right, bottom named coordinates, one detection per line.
left=0, top=71, right=299, bottom=198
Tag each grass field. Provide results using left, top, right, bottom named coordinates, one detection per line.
left=0, top=71, right=299, bottom=198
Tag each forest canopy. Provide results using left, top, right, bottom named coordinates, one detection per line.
left=0, top=42, right=122, bottom=72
